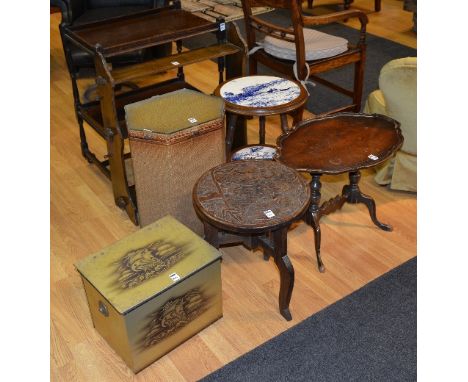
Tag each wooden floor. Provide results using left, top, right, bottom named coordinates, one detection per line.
left=50, top=1, right=416, bottom=380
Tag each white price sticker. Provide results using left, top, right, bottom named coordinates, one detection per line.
left=368, top=154, right=379, bottom=160
left=264, top=210, right=275, bottom=218
left=219, top=23, right=226, bottom=31
left=188, top=117, right=198, bottom=123
left=169, top=273, right=181, bottom=282
left=171, top=61, right=180, bottom=66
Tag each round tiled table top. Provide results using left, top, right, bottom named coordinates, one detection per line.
left=231, top=145, right=277, bottom=161
left=219, top=75, right=302, bottom=108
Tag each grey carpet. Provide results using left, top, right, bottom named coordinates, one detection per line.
left=200, top=257, right=417, bottom=382
left=184, top=9, right=417, bottom=114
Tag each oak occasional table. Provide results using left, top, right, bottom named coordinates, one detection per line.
left=193, top=160, right=310, bottom=320
left=214, top=75, right=308, bottom=158
left=276, top=113, right=403, bottom=272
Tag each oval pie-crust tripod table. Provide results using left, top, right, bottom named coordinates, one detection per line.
left=276, top=113, right=404, bottom=272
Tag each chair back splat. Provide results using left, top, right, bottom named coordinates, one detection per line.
left=241, top=0, right=368, bottom=114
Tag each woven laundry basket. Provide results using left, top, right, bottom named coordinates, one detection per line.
left=126, top=89, right=225, bottom=234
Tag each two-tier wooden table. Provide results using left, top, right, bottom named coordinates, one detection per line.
left=276, top=113, right=403, bottom=272
left=214, top=75, right=308, bottom=158
left=62, top=2, right=245, bottom=224
left=193, top=160, right=310, bottom=320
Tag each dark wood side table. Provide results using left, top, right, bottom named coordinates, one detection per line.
left=214, top=75, right=308, bottom=159
left=276, top=113, right=403, bottom=272
left=193, top=160, right=310, bottom=320
left=61, top=2, right=246, bottom=225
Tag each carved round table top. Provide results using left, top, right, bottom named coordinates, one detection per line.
left=276, top=113, right=404, bottom=175
left=214, top=75, right=308, bottom=117
left=193, top=160, right=310, bottom=234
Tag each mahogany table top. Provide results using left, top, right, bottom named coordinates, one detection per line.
left=66, top=8, right=218, bottom=56
left=193, top=160, right=310, bottom=234
left=276, top=113, right=403, bottom=175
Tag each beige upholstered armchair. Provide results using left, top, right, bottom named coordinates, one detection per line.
left=364, top=57, right=417, bottom=192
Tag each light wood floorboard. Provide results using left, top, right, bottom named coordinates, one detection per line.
left=50, top=2, right=416, bottom=380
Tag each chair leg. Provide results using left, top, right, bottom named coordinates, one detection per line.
left=307, top=0, right=314, bottom=9
left=375, top=0, right=381, bottom=12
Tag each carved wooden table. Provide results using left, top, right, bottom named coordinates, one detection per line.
left=276, top=113, right=403, bottom=272
left=193, top=160, right=310, bottom=320
left=214, top=75, right=308, bottom=158
left=61, top=2, right=245, bottom=225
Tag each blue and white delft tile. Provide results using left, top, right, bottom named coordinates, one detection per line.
left=232, top=145, right=277, bottom=160
left=220, top=76, right=301, bottom=107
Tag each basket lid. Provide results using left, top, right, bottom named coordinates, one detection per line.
left=125, top=89, right=224, bottom=137
left=75, top=215, right=221, bottom=314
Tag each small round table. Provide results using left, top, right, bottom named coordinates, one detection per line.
left=214, top=75, right=308, bottom=159
left=230, top=144, right=277, bottom=161
left=276, top=113, right=404, bottom=272
left=193, top=160, right=310, bottom=321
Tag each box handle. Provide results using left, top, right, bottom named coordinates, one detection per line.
left=98, top=301, right=109, bottom=317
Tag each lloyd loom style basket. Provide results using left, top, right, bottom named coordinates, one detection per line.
left=75, top=215, right=223, bottom=373
left=125, top=89, right=225, bottom=234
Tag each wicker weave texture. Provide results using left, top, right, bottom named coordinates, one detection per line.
left=130, top=121, right=225, bottom=234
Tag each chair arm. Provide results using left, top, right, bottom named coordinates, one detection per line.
left=302, top=10, right=368, bottom=28
left=51, top=0, right=68, bottom=15
left=52, top=0, right=85, bottom=25
left=364, top=90, right=387, bottom=115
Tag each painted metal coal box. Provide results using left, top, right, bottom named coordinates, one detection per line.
left=75, top=215, right=223, bottom=373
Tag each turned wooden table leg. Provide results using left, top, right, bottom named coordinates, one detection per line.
left=272, top=227, right=294, bottom=321
left=176, top=40, right=184, bottom=80
left=203, top=222, right=220, bottom=249
left=375, top=0, right=381, bottom=12
left=343, top=171, right=392, bottom=231
left=225, top=113, right=238, bottom=160
left=280, top=114, right=289, bottom=133
left=307, top=174, right=326, bottom=273
left=263, top=231, right=273, bottom=260
left=259, top=116, right=266, bottom=144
